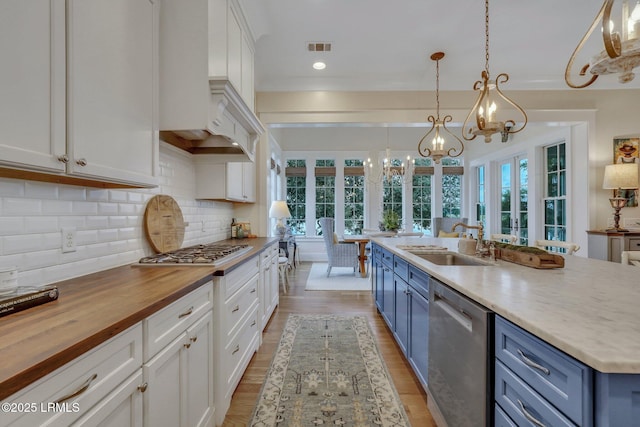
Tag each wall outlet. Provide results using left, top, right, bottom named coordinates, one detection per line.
left=62, top=227, right=76, bottom=253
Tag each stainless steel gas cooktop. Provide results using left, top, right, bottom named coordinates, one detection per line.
left=137, top=243, right=252, bottom=266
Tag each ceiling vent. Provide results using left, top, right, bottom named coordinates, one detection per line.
left=307, top=42, right=332, bottom=52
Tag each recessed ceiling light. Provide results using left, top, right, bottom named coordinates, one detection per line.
left=313, top=61, right=326, bottom=70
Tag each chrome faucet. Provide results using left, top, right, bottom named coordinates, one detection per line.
left=451, top=222, right=485, bottom=254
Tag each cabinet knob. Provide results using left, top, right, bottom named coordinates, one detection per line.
left=190, top=335, right=198, bottom=343
left=76, top=158, right=87, bottom=167
left=137, top=382, right=148, bottom=393
left=57, top=154, right=69, bottom=163
left=183, top=342, right=191, bottom=349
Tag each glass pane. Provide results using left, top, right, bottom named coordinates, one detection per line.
left=546, top=145, right=558, bottom=172
left=545, top=200, right=554, bottom=224
left=559, top=170, right=566, bottom=197
left=501, top=213, right=511, bottom=234
left=545, top=226, right=555, bottom=240
left=547, top=172, right=558, bottom=197
left=557, top=199, right=566, bottom=226
left=559, top=143, right=566, bottom=170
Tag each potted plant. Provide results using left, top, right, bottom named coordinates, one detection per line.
left=380, top=210, right=401, bottom=232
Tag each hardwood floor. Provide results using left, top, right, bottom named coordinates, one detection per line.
left=221, top=262, right=436, bottom=426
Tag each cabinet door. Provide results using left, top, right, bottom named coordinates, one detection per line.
left=242, top=163, right=256, bottom=202
left=381, top=264, right=394, bottom=328
left=270, top=250, right=279, bottom=308
left=394, top=276, right=409, bottom=356
left=374, top=259, right=384, bottom=312
left=185, top=314, right=214, bottom=427
left=226, top=162, right=244, bottom=201
left=143, top=334, right=185, bottom=427
left=72, top=371, right=143, bottom=427
left=408, top=288, right=429, bottom=388
left=66, top=0, right=157, bottom=186
left=0, top=0, right=66, bottom=172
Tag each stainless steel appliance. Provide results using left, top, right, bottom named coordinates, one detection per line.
left=137, top=243, right=251, bottom=266
left=428, top=279, right=493, bottom=427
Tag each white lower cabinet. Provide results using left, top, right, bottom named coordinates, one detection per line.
left=213, top=255, right=261, bottom=425
left=259, top=242, right=279, bottom=330
left=142, top=283, right=214, bottom=427
left=1, top=324, right=143, bottom=427
left=143, top=312, right=213, bottom=427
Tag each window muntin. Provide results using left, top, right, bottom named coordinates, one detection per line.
left=285, top=159, right=306, bottom=235
left=344, top=159, right=365, bottom=235
left=315, top=159, right=336, bottom=235
left=543, top=142, right=568, bottom=249
left=412, top=157, right=432, bottom=232
left=442, top=158, right=462, bottom=218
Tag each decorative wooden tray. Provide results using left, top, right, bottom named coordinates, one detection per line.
left=495, top=247, right=564, bottom=269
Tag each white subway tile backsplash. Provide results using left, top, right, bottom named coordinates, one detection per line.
left=42, top=199, right=74, bottom=215
left=3, top=198, right=42, bottom=215
left=25, top=182, right=59, bottom=199
left=0, top=145, right=235, bottom=285
left=25, top=216, right=59, bottom=234
left=0, top=217, right=25, bottom=236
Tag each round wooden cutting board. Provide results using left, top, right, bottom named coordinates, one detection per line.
left=143, top=195, right=185, bottom=253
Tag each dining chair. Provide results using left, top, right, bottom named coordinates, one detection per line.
left=319, top=217, right=359, bottom=277
left=432, top=217, right=468, bottom=237
left=621, top=251, right=640, bottom=267
left=490, top=233, right=518, bottom=244
left=534, top=239, right=580, bottom=255
left=278, top=248, right=289, bottom=293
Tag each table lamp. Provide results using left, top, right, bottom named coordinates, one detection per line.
left=602, top=163, right=639, bottom=232
left=269, top=200, right=291, bottom=240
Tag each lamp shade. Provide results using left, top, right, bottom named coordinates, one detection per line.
left=603, top=163, right=640, bottom=189
left=269, top=200, right=291, bottom=218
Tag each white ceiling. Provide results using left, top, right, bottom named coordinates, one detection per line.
left=239, top=0, right=640, bottom=92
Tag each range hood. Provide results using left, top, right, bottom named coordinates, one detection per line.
left=160, top=79, right=265, bottom=163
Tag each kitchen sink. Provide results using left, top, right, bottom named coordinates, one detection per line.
left=410, top=251, right=492, bottom=266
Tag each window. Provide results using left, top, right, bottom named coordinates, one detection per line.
left=412, top=158, right=432, bottom=232
left=344, top=159, right=365, bottom=235
left=285, top=160, right=306, bottom=235
left=543, top=142, right=567, bottom=244
left=382, top=158, right=404, bottom=223
left=476, top=165, right=486, bottom=225
left=315, top=159, right=335, bottom=235
left=442, top=158, right=463, bottom=217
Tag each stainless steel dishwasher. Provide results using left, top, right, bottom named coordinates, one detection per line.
left=428, top=279, right=493, bottom=427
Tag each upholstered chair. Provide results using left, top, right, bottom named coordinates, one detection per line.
left=319, top=217, right=359, bottom=277
left=431, top=217, right=469, bottom=237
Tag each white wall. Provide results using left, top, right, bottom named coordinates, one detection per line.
left=0, top=143, right=234, bottom=287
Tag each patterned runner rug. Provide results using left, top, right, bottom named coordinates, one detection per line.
left=249, top=314, right=411, bottom=427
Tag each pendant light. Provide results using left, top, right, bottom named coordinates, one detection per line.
left=417, top=52, right=464, bottom=164
left=566, top=0, right=640, bottom=88
left=462, top=0, right=527, bottom=143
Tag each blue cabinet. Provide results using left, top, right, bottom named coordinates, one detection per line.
left=495, top=316, right=593, bottom=426
left=595, top=372, right=640, bottom=426
left=394, top=274, right=409, bottom=355
left=407, top=278, right=428, bottom=388
left=372, top=244, right=384, bottom=312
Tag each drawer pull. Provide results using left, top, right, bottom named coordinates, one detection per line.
left=517, top=399, right=546, bottom=427
left=184, top=342, right=191, bottom=349
left=178, top=306, right=194, bottom=319
left=137, top=382, right=148, bottom=393
left=190, top=335, right=198, bottom=343
left=232, top=305, right=240, bottom=313
left=517, top=349, right=551, bottom=375
left=251, top=320, right=256, bottom=327
left=55, top=373, right=98, bottom=404
left=232, top=344, right=240, bottom=355
left=250, top=288, right=256, bottom=294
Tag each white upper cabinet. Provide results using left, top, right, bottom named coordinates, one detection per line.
left=0, top=0, right=158, bottom=188
left=159, top=0, right=264, bottom=162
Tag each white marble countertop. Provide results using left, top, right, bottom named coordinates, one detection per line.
left=374, top=236, right=640, bottom=374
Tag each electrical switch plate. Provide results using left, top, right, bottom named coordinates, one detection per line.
left=62, top=227, right=76, bottom=253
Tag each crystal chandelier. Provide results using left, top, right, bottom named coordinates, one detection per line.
left=566, top=0, right=640, bottom=88
left=462, top=0, right=527, bottom=143
left=417, top=52, right=464, bottom=164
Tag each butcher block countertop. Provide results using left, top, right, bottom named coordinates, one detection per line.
left=0, top=237, right=277, bottom=400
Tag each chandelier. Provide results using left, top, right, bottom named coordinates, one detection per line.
left=417, top=52, right=464, bottom=164
left=364, top=129, right=412, bottom=185
left=566, top=0, right=640, bottom=88
left=462, top=0, right=527, bottom=143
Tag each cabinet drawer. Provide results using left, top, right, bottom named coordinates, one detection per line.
left=223, top=273, right=259, bottom=341
left=495, top=404, right=518, bottom=427
left=495, top=316, right=592, bottom=426
left=495, top=360, right=576, bottom=427
left=223, top=255, right=260, bottom=298
left=381, top=248, right=393, bottom=268
left=393, top=256, right=408, bottom=282
left=221, top=305, right=260, bottom=398
left=408, top=265, right=429, bottom=299
left=628, top=238, right=640, bottom=250
left=4, top=324, right=142, bottom=427
left=144, top=283, right=213, bottom=361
